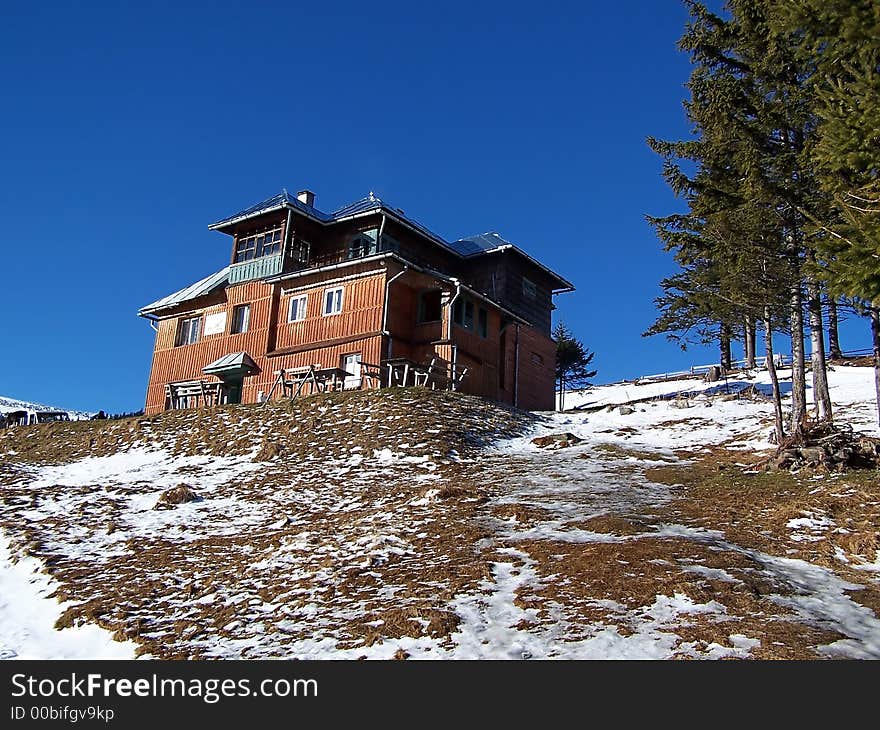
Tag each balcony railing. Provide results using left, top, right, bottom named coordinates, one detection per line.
left=229, top=253, right=283, bottom=284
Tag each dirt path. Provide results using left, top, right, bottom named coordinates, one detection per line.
left=459, top=440, right=880, bottom=659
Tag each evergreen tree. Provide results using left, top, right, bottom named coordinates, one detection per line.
left=553, top=323, right=597, bottom=411
left=648, top=0, right=838, bottom=440
left=775, top=0, right=880, bottom=422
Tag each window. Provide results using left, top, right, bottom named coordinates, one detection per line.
left=323, top=287, right=343, bottom=316
left=260, top=229, right=283, bottom=257
left=347, top=233, right=377, bottom=260
left=453, top=297, right=474, bottom=330
left=417, top=290, right=443, bottom=323
left=234, top=226, right=283, bottom=263
left=231, top=304, right=250, bottom=334
left=176, top=316, right=201, bottom=346
left=291, top=239, right=310, bottom=265
left=531, top=352, right=544, bottom=365
left=287, top=294, right=307, bottom=322
left=477, top=307, right=488, bottom=338
left=452, top=296, right=489, bottom=337
left=522, top=277, right=537, bottom=299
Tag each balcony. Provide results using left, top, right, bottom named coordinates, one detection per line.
left=229, top=253, right=283, bottom=285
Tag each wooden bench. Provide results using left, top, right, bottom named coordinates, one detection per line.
left=165, top=380, right=223, bottom=409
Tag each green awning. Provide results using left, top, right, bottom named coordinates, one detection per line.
left=202, top=352, right=259, bottom=377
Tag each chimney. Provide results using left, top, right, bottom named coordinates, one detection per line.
left=296, top=190, right=315, bottom=207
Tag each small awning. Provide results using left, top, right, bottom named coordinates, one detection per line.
left=202, top=352, right=260, bottom=378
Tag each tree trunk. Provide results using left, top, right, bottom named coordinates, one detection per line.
left=558, top=375, right=565, bottom=412
left=744, top=315, right=757, bottom=369
left=807, top=277, right=833, bottom=422
left=764, top=307, right=785, bottom=444
left=828, top=296, right=842, bottom=359
left=872, top=308, right=880, bottom=427
left=720, top=325, right=732, bottom=371
left=789, top=268, right=807, bottom=439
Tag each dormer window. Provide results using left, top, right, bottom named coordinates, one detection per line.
left=234, top=226, right=283, bottom=263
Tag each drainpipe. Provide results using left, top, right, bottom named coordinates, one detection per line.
left=513, top=323, right=520, bottom=408
left=446, top=279, right=462, bottom=340
left=149, top=318, right=159, bottom=333
left=382, top=265, right=408, bottom=359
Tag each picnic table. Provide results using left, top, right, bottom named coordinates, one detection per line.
left=384, top=357, right=444, bottom=388
left=267, top=365, right=352, bottom=401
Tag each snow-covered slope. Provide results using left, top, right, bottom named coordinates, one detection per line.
left=0, top=395, right=92, bottom=420
left=559, top=364, right=880, bottom=437
left=0, top=370, right=878, bottom=660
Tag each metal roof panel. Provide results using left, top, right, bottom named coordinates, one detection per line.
left=139, top=266, right=230, bottom=316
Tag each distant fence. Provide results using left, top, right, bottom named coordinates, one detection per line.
left=631, top=348, right=874, bottom=385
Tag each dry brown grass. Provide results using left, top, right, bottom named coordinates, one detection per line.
left=512, top=536, right=844, bottom=658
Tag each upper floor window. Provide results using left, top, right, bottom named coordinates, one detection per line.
left=291, top=239, right=310, bottom=265
left=522, top=277, right=537, bottom=299
left=176, top=316, right=201, bottom=346
left=323, top=287, right=344, bottom=316
left=452, top=297, right=474, bottom=330
left=347, top=233, right=378, bottom=260
left=231, top=304, right=250, bottom=334
left=234, top=226, right=283, bottom=263
left=288, top=294, right=307, bottom=322
left=417, top=290, right=443, bottom=323
left=347, top=231, right=401, bottom=260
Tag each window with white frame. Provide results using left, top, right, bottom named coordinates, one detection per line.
left=287, top=294, right=308, bottom=322
left=175, top=316, right=201, bottom=346
left=234, top=226, right=283, bottom=263
left=323, top=287, right=343, bottom=316
left=231, top=304, right=250, bottom=334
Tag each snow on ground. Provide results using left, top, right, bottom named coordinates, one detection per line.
left=0, top=534, right=137, bottom=659
left=0, top=394, right=92, bottom=420
left=555, top=365, right=880, bottom=450
left=561, top=364, right=879, bottom=415
left=0, top=368, right=878, bottom=659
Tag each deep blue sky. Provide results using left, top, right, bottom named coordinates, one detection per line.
left=0, top=1, right=869, bottom=413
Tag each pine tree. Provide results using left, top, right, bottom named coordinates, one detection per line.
left=775, top=0, right=880, bottom=422
left=553, top=323, right=597, bottom=411
left=649, top=0, right=838, bottom=440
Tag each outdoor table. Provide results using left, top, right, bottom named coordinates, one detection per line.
left=283, top=365, right=351, bottom=398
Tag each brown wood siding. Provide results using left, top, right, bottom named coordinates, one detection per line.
left=144, top=280, right=275, bottom=413
left=275, top=273, right=386, bottom=351
left=514, top=325, right=557, bottom=411
left=461, top=251, right=556, bottom=334
left=239, top=336, right=385, bottom=405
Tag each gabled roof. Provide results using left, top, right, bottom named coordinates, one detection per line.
left=208, top=191, right=331, bottom=229
left=139, top=266, right=230, bottom=317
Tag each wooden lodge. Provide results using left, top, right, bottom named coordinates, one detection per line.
left=139, top=189, right=574, bottom=414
